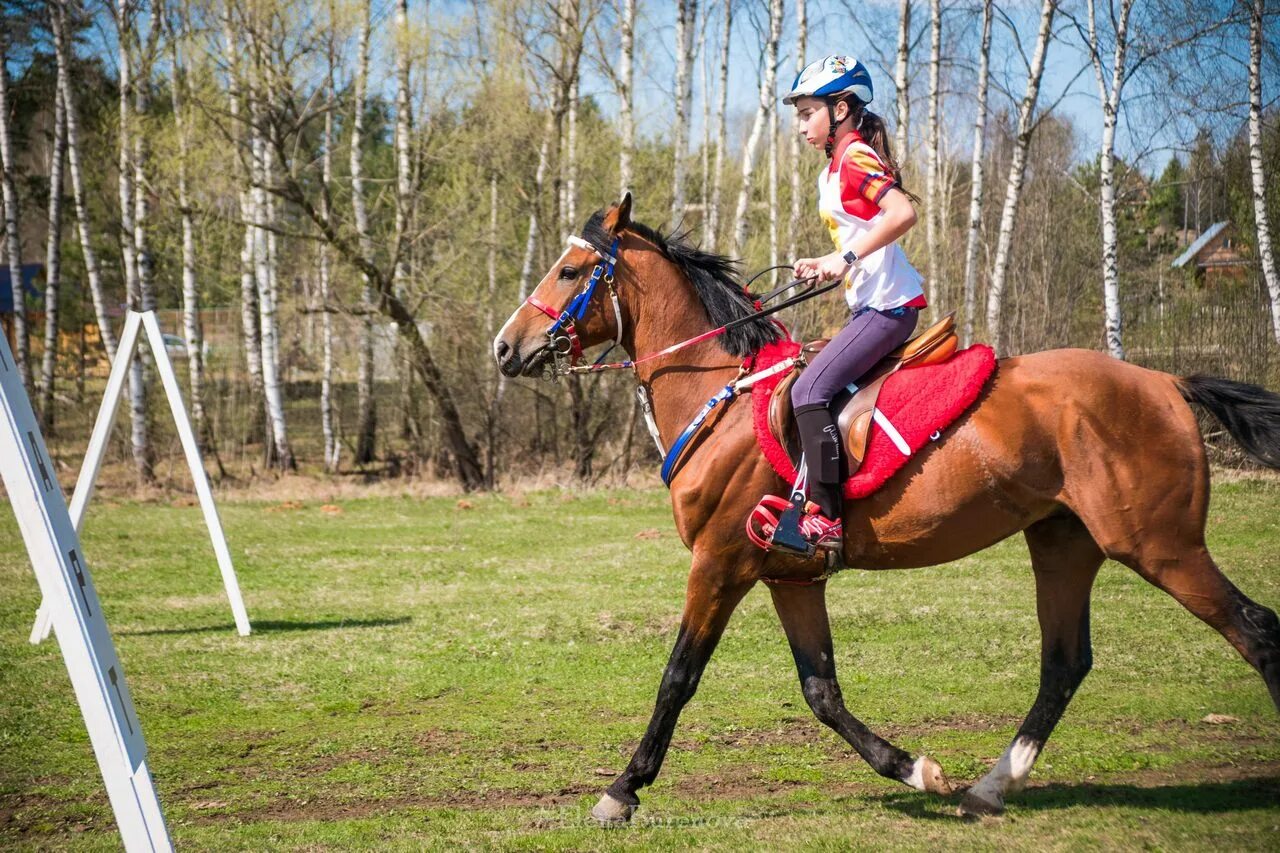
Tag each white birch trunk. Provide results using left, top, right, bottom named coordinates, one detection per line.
left=984, top=0, right=1055, bottom=354
left=730, top=0, right=781, bottom=257
left=1248, top=0, right=1280, bottom=344
left=768, top=65, right=779, bottom=282
left=40, top=77, right=68, bottom=431
left=961, top=0, right=992, bottom=346
left=52, top=0, right=116, bottom=362
left=925, top=0, right=941, bottom=294
left=394, top=0, right=416, bottom=442
left=618, top=0, right=636, bottom=197
left=251, top=112, right=293, bottom=469
left=708, top=0, right=731, bottom=251
left=320, top=5, right=338, bottom=471
left=700, top=16, right=711, bottom=245
left=0, top=39, right=29, bottom=390
left=1086, top=0, right=1134, bottom=360
left=166, top=7, right=210, bottom=453
left=567, top=73, right=579, bottom=230
left=893, top=0, right=912, bottom=160
left=788, top=0, right=807, bottom=266
left=670, top=0, right=697, bottom=226
left=351, top=0, right=377, bottom=464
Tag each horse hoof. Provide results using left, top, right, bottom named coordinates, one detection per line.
left=957, top=788, right=1005, bottom=818
left=915, top=756, right=954, bottom=796
left=591, top=793, right=635, bottom=825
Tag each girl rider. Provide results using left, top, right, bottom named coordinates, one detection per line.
left=785, top=55, right=926, bottom=551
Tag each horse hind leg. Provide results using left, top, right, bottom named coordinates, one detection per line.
left=769, top=582, right=953, bottom=796
left=959, top=513, right=1104, bottom=817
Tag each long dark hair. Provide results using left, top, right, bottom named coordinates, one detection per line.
left=836, top=97, right=918, bottom=203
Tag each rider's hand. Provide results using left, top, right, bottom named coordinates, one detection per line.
left=806, top=251, right=852, bottom=283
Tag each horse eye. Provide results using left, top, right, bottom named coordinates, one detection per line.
left=559, top=266, right=578, bottom=280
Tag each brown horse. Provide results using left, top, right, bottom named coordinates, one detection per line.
left=493, top=195, right=1280, bottom=820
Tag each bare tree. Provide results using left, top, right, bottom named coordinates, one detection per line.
left=670, top=0, right=698, bottom=226
left=163, top=1, right=213, bottom=457
left=0, top=35, right=29, bottom=391
left=51, top=0, right=116, bottom=363
left=39, top=67, right=68, bottom=431
left=787, top=0, right=806, bottom=266
left=708, top=0, right=731, bottom=250
left=925, top=0, right=941, bottom=293
left=961, top=0, right=993, bottom=345
left=320, top=0, right=338, bottom=472
left=985, top=0, right=1055, bottom=353
left=893, top=0, right=912, bottom=158
left=1247, top=0, right=1280, bottom=344
left=730, top=0, right=782, bottom=256
left=351, top=0, right=377, bottom=464
left=1082, top=0, right=1137, bottom=359
left=618, top=0, right=636, bottom=196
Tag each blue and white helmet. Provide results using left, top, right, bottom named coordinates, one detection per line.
left=783, top=55, right=873, bottom=106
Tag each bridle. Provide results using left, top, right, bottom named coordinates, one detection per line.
left=523, top=235, right=625, bottom=375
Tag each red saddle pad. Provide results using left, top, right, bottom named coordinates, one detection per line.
left=749, top=341, right=997, bottom=499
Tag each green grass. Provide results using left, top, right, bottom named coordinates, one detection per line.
left=1, top=480, right=1278, bottom=850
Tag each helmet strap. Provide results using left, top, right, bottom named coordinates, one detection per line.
left=824, top=102, right=838, bottom=158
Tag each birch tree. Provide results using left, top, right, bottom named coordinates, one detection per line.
left=985, top=0, right=1055, bottom=353
left=893, top=0, right=912, bottom=158
left=394, top=0, right=417, bottom=442
left=708, top=0, right=731, bottom=250
left=1247, top=0, right=1280, bottom=344
left=40, top=75, right=68, bottom=431
left=787, top=0, right=806, bottom=265
left=1081, top=0, right=1137, bottom=359
left=0, top=34, right=29, bottom=391
left=730, top=0, right=782, bottom=257
left=961, top=0, right=992, bottom=345
left=618, top=0, right=636, bottom=196
left=320, top=4, right=338, bottom=471
left=351, top=0, right=377, bottom=464
left=164, top=2, right=213, bottom=456
left=670, top=0, right=698, bottom=226
left=925, top=0, right=941, bottom=292
left=51, top=0, right=116, bottom=362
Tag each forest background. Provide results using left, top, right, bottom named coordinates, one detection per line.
left=0, top=0, right=1277, bottom=492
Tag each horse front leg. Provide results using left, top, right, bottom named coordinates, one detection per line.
left=592, top=559, right=754, bottom=824
left=769, top=580, right=954, bottom=795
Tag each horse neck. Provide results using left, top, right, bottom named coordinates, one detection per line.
left=618, top=235, right=743, bottom=445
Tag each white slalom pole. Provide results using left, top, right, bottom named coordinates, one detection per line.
left=0, top=329, right=173, bottom=852
left=30, top=310, right=250, bottom=643
left=140, top=311, right=250, bottom=636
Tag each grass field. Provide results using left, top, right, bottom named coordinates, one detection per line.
left=1, top=478, right=1278, bottom=850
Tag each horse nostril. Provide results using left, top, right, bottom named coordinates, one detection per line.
left=495, top=340, right=511, bottom=362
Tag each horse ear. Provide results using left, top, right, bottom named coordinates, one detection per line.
left=603, top=192, right=633, bottom=235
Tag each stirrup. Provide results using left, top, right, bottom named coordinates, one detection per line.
left=747, top=494, right=817, bottom=557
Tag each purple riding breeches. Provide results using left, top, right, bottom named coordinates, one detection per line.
left=790, top=306, right=920, bottom=410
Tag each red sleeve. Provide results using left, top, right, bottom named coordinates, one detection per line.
left=839, top=144, right=896, bottom=221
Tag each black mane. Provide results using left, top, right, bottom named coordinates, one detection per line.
left=582, top=211, right=784, bottom=358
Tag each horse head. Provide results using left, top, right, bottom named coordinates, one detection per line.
left=493, top=194, right=633, bottom=378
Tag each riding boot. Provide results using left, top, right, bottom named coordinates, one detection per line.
left=795, top=403, right=844, bottom=521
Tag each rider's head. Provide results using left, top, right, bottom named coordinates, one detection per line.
left=784, top=54, right=909, bottom=195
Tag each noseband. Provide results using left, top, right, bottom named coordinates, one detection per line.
left=523, top=235, right=624, bottom=373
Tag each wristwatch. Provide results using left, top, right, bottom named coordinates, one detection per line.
left=842, top=249, right=859, bottom=266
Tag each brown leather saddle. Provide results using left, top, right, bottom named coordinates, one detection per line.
left=768, top=312, right=959, bottom=475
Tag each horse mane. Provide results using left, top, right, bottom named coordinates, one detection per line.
left=581, top=211, right=784, bottom=358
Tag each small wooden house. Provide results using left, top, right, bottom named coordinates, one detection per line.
left=1171, top=221, right=1250, bottom=285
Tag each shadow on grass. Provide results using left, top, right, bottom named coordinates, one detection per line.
left=123, top=616, right=412, bottom=636
left=879, top=775, right=1280, bottom=820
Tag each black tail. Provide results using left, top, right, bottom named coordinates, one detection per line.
left=1179, top=374, right=1280, bottom=469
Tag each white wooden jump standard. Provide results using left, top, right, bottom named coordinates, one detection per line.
left=0, top=327, right=173, bottom=851
left=29, top=310, right=250, bottom=644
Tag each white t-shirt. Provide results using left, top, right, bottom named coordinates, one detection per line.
left=817, top=132, right=926, bottom=312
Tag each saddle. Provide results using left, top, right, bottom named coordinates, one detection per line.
left=767, top=313, right=959, bottom=476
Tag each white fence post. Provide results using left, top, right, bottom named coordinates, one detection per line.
left=0, top=328, right=173, bottom=852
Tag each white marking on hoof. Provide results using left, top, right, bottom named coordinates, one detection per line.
left=959, top=735, right=1041, bottom=816
left=906, top=756, right=953, bottom=795
left=591, top=793, right=635, bottom=825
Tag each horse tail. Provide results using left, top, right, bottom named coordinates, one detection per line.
left=1178, top=374, right=1280, bottom=470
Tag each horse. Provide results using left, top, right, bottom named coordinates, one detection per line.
left=493, top=194, right=1280, bottom=820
